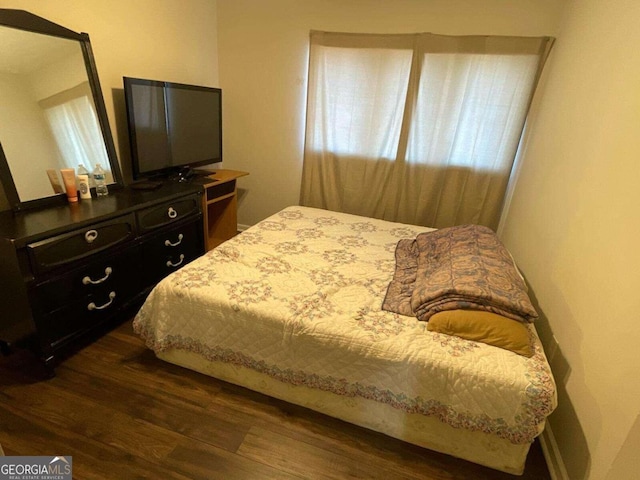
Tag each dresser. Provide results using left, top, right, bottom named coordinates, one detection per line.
left=0, top=182, right=204, bottom=375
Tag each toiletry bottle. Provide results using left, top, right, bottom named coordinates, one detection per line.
left=93, top=163, right=109, bottom=197
left=77, top=174, right=91, bottom=200
left=77, top=163, right=94, bottom=188
left=60, top=168, right=78, bottom=203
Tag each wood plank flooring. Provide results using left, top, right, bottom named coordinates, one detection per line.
left=0, top=322, right=552, bottom=479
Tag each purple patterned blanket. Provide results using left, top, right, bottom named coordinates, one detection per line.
left=382, top=224, right=537, bottom=323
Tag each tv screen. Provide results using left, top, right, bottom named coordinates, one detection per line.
left=123, top=77, right=222, bottom=179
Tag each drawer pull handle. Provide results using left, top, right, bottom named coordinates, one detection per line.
left=167, top=207, right=178, bottom=219
left=164, top=234, right=184, bottom=247
left=87, top=291, right=116, bottom=311
left=166, top=254, right=185, bottom=268
left=82, top=267, right=113, bottom=285
left=85, top=229, right=98, bottom=244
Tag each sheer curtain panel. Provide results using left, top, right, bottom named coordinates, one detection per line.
left=40, top=82, right=110, bottom=172
left=300, top=32, right=553, bottom=229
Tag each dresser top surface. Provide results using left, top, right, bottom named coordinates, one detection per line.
left=0, top=182, right=202, bottom=246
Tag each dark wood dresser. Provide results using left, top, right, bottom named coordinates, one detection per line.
left=0, top=182, right=204, bottom=375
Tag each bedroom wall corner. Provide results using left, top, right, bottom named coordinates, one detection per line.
left=540, top=425, right=569, bottom=480
left=523, top=287, right=585, bottom=480
left=499, top=0, right=640, bottom=479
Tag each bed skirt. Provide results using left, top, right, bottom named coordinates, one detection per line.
left=157, top=348, right=533, bottom=475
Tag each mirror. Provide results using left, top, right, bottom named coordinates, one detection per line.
left=0, top=9, right=123, bottom=211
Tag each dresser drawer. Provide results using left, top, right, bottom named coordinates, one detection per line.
left=42, top=287, right=135, bottom=349
left=27, top=214, right=136, bottom=275
left=31, top=247, right=141, bottom=315
left=141, top=219, right=203, bottom=286
left=137, top=195, right=200, bottom=233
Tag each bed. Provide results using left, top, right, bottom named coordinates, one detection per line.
left=133, top=206, right=556, bottom=475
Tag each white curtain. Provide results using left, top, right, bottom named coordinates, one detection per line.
left=40, top=82, right=110, bottom=176
left=301, top=32, right=553, bottom=229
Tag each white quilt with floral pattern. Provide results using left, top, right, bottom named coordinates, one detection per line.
left=134, top=206, right=556, bottom=445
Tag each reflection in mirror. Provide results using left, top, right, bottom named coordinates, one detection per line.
left=0, top=19, right=117, bottom=206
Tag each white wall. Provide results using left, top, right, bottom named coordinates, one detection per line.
left=0, top=0, right=219, bottom=192
left=501, top=0, right=640, bottom=478
left=216, top=0, right=564, bottom=227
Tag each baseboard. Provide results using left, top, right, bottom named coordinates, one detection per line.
left=237, top=223, right=251, bottom=232
left=540, top=424, right=569, bottom=480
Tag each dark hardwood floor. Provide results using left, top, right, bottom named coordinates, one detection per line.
left=0, top=322, right=552, bottom=479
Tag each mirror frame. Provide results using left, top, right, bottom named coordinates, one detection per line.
left=0, top=9, right=123, bottom=212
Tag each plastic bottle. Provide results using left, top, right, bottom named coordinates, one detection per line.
left=93, top=163, right=109, bottom=197
left=77, top=174, right=92, bottom=200
left=77, top=163, right=95, bottom=188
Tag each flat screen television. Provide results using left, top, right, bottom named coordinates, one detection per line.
left=123, top=77, right=222, bottom=180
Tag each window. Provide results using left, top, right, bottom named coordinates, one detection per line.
left=301, top=32, right=553, bottom=228
left=40, top=82, right=110, bottom=173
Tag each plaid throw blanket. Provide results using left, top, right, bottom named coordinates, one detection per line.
left=382, top=224, right=537, bottom=323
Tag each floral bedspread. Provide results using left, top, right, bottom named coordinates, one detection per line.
left=133, top=206, right=556, bottom=445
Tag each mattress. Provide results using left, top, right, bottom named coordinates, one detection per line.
left=133, top=206, right=556, bottom=473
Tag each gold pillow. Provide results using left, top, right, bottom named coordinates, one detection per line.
left=427, top=310, right=533, bottom=357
